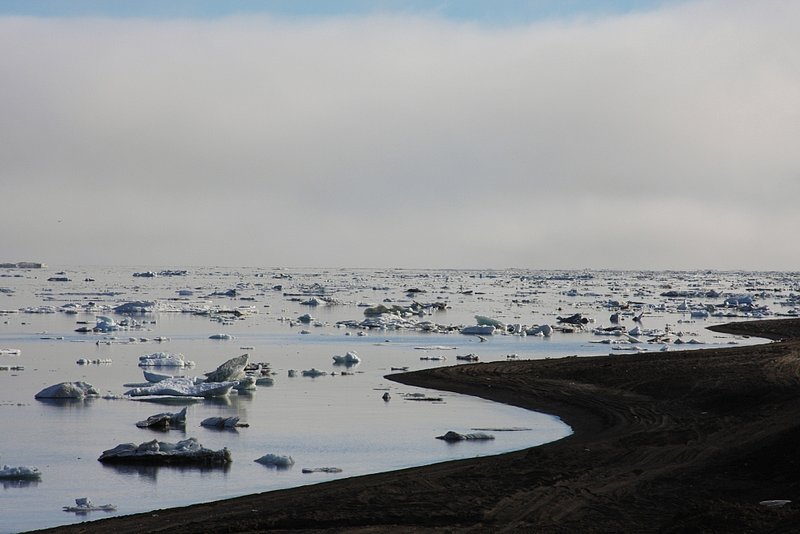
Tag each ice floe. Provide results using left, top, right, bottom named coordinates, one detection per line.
left=436, top=431, right=495, bottom=442
left=302, top=466, right=342, bottom=474
left=125, top=378, right=236, bottom=398
left=200, top=416, right=248, bottom=429
left=0, top=464, right=42, bottom=480
left=204, top=354, right=248, bottom=382
left=63, top=497, right=116, bottom=513
left=254, top=453, right=295, bottom=468
left=138, top=352, right=195, bottom=368
left=136, top=407, right=187, bottom=430
left=332, top=351, right=360, bottom=365
left=97, top=437, right=231, bottom=465
left=35, top=381, right=99, bottom=399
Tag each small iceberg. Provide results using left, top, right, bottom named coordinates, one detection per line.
left=138, top=352, right=195, bottom=368
left=526, top=324, right=553, bottom=337
left=332, top=351, right=360, bottom=365
left=97, top=437, right=231, bottom=465
left=302, top=466, right=342, bottom=474
left=0, top=464, right=42, bottom=480
left=461, top=325, right=495, bottom=336
left=204, top=354, right=248, bottom=382
left=475, top=315, right=505, bottom=328
left=209, top=333, right=234, bottom=340
left=254, top=453, right=295, bottom=468
left=125, top=377, right=235, bottom=398
left=35, top=381, right=98, bottom=399
left=436, top=431, right=495, bottom=442
left=136, top=407, right=187, bottom=430
left=200, top=416, right=249, bottom=429
left=94, top=316, right=119, bottom=332
left=143, top=369, right=174, bottom=383
left=301, top=368, right=327, bottom=377
left=234, top=376, right=257, bottom=391
left=63, top=497, right=116, bottom=513
left=114, top=301, right=156, bottom=314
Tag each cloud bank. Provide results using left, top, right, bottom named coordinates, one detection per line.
left=1, top=1, right=798, bottom=269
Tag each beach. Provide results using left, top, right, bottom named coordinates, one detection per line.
left=32, top=318, right=800, bottom=533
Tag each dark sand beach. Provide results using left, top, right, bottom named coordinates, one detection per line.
left=34, top=318, right=800, bottom=533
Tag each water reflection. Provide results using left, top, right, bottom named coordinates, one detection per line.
left=101, top=461, right=231, bottom=481
left=36, top=398, right=95, bottom=409
left=1, top=479, right=40, bottom=489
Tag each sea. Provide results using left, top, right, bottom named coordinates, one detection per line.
left=0, top=266, right=791, bottom=533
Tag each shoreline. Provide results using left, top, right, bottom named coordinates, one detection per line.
left=33, top=318, right=800, bottom=533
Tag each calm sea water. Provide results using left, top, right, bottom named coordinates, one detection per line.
left=0, top=266, right=785, bottom=533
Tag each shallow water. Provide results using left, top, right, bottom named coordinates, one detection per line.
left=0, top=266, right=786, bottom=533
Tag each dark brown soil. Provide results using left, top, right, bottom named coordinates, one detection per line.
left=32, top=318, right=800, bottom=533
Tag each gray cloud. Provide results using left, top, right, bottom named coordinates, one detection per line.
left=1, top=1, right=798, bottom=269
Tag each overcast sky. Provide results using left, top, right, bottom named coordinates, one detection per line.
left=1, top=0, right=798, bottom=270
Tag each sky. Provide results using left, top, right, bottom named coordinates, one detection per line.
left=1, top=0, right=798, bottom=270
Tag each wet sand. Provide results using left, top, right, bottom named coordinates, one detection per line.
left=33, top=318, right=800, bottom=533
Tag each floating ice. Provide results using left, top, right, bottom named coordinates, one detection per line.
left=136, top=407, right=187, bottom=429
left=436, top=431, right=495, bottom=442
left=0, top=348, right=21, bottom=356
left=204, top=354, right=248, bottom=382
left=35, top=381, right=98, bottom=399
left=461, top=325, right=495, bottom=335
left=475, top=315, right=505, bottom=328
left=209, top=333, right=234, bottom=340
left=254, top=453, right=294, bottom=468
left=125, top=377, right=235, bottom=398
left=302, top=467, right=342, bottom=474
left=143, top=369, right=173, bottom=383
left=332, top=351, right=360, bottom=365
left=526, top=324, right=553, bottom=337
left=114, top=301, right=156, bottom=314
left=94, top=316, right=119, bottom=332
left=97, top=437, right=231, bottom=465
left=0, top=464, right=42, bottom=480
left=233, top=376, right=256, bottom=391
left=200, top=416, right=248, bottom=429
left=138, top=352, right=195, bottom=368
left=63, top=497, right=116, bottom=513
left=301, top=368, right=327, bottom=377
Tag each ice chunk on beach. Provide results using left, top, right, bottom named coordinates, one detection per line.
left=35, top=381, right=98, bottom=399
left=97, top=437, right=231, bottom=465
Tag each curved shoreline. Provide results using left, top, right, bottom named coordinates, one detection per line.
left=33, top=318, right=800, bottom=533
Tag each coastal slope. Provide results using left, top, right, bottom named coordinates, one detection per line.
left=34, top=318, right=800, bottom=533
